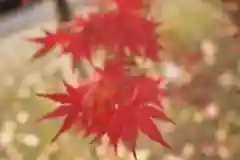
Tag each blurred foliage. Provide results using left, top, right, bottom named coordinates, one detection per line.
left=0, top=0, right=240, bottom=160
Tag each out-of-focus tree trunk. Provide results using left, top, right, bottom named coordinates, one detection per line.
left=55, top=0, right=72, bottom=26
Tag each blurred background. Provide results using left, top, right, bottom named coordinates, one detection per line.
left=0, top=0, right=240, bottom=159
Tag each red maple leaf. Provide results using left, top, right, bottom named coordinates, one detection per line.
left=83, top=79, right=173, bottom=158
left=29, top=28, right=94, bottom=68
left=28, top=30, right=69, bottom=59
left=80, top=59, right=126, bottom=115
left=37, top=82, right=88, bottom=142
left=80, top=64, right=173, bottom=157
left=71, top=11, right=161, bottom=61
left=62, top=32, right=93, bottom=66
left=37, top=58, right=173, bottom=158
left=99, top=11, right=161, bottom=60
left=36, top=59, right=125, bottom=141
left=109, top=103, right=172, bottom=158
left=29, top=10, right=161, bottom=71
left=126, top=76, right=167, bottom=107
left=30, top=0, right=169, bottom=156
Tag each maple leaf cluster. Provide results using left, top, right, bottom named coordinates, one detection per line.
left=30, top=10, right=161, bottom=66
left=28, top=0, right=174, bottom=157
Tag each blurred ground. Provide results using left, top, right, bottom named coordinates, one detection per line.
left=0, top=0, right=240, bottom=160
left=0, top=0, right=93, bottom=37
